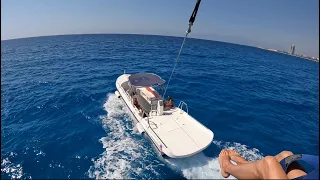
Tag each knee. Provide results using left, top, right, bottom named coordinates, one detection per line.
left=263, top=156, right=279, bottom=169
left=280, top=151, right=293, bottom=157
left=275, top=151, right=293, bottom=162
left=259, top=156, right=285, bottom=179
left=261, top=156, right=279, bottom=172
left=279, top=151, right=293, bottom=160
left=264, top=156, right=278, bottom=164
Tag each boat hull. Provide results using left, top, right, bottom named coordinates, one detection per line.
left=115, top=74, right=214, bottom=158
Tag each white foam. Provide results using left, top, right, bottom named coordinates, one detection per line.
left=1, top=157, right=24, bottom=179
left=35, top=150, right=46, bottom=156
left=88, top=93, right=161, bottom=179
left=165, top=152, right=231, bottom=179
left=164, top=140, right=264, bottom=179
left=48, top=162, right=64, bottom=169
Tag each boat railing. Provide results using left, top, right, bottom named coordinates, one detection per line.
left=150, top=109, right=157, bottom=116
left=150, top=103, right=158, bottom=116
left=178, top=101, right=188, bottom=114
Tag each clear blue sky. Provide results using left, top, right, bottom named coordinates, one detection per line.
left=1, top=0, right=319, bottom=57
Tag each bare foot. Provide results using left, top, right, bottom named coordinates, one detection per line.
left=219, top=149, right=231, bottom=178
left=227, top=149, right=249, bottom=164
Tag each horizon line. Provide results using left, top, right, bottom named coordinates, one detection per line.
left=1, top=32, right=261, bottom=48
left=2, top=33, right=318, bottom=58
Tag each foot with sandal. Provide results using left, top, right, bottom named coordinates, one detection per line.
left=218, top=149, right=318, bottom=179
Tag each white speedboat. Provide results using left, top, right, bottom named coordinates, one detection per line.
left=115, top=72, right=214, bottom=158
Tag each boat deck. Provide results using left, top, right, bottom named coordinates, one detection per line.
left=147, top=108, right=214, bottom=158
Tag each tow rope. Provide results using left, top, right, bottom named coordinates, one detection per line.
left=163, top=0, right=201, bottom=98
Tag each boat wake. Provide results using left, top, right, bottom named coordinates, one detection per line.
left=164, top=141, right=264, bottom=179
left=88, top=93, right=164, bottom=179
left=88, top=93, right=264, bottom=179
left=164, top=152, right=226, bottom=179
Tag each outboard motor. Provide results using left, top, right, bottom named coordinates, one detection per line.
left=157, top=100, right=164, bottom=115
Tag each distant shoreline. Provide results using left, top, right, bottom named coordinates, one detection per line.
left=257, top=47, right=319, bottom=63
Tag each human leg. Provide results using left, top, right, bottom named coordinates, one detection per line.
left=226, top=149, right=308, bottom=179
left=219, top=149, right=288, bottom=179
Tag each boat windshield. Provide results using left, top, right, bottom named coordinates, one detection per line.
left=152, top=84, right=165, bottom=99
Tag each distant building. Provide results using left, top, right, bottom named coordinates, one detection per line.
left=290, top=44, right=295, bottom=55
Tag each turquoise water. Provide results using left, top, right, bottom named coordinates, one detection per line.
left=1, top=34, right=319, bottom=179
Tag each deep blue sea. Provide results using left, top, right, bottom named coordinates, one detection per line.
left=1, top=34, right=319, bottom=179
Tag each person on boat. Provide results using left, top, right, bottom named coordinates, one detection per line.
left=133, top=97, right=140, bottom=109
left=218, top=149, right=318, bottom=179
left=164, top=96, right=174, bottom=109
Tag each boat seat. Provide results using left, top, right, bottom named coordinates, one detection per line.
left=121, top=81, right=130, bottom=92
